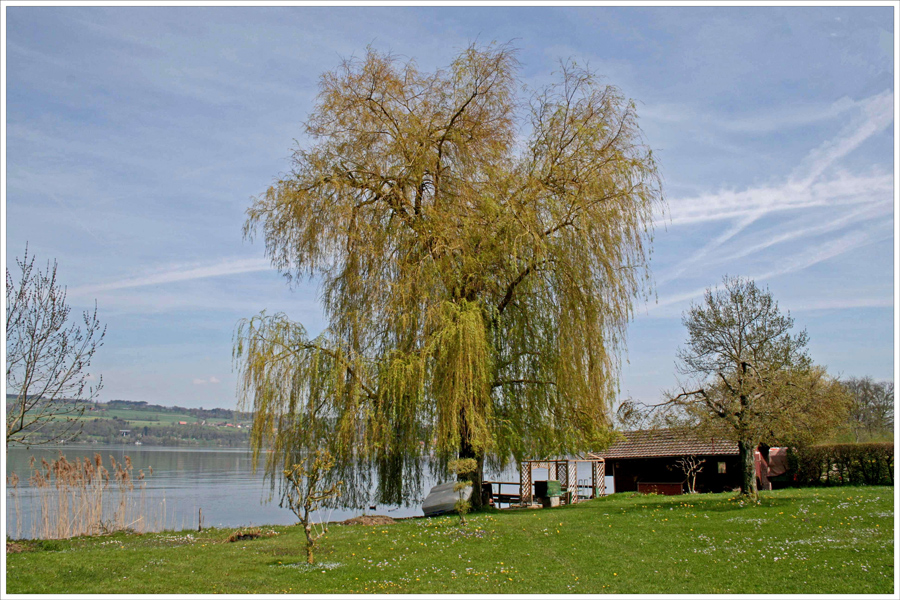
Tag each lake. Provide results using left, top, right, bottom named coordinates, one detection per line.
left=5, top=444, right=612, bottom=539
left=5, top=444, right=424, bottom=539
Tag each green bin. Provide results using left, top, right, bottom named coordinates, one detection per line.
left=546, top=480, right=562, bottom=497
left=535, top=480, right=562, bottom=498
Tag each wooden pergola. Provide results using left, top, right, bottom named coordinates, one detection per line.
left=519, top=455, right=606, bottom=506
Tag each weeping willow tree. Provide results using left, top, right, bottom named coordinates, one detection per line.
left=234, top=43, right=663, bottom=509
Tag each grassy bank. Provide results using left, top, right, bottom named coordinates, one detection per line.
left=6, top=486, right=894, bottom=594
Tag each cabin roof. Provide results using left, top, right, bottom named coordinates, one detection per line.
left=589, top=429, right=739, bottom=460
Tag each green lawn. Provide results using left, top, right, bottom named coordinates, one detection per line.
left=6, top=486, right=894, bottom=594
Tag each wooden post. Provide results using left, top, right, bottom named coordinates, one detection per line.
left=198, top=507, right=202, bottom=532
left=520, top=463, right=532, bottom=506
left=597, top=461, right=606, bottom=496
left=567, top=461, right=577, bottom=503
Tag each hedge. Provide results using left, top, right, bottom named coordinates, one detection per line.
left=788, top=443, right=893, bottom=486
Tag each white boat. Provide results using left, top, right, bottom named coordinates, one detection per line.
left=422, top=481, right=472, bottom=517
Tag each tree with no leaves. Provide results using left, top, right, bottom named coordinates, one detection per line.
left=673, top=455, right=703, bottom=494
left=6, top=247, right=106, bottom=446
left=233, top=43, right=662, bottom=509
left=661, top=277, right=849, bottom=500
left=841, top=376, right=894, bottom=442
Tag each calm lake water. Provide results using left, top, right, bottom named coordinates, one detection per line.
left=4, top=445, right=426, bottom=539
left=5, top=445, right=611, bottom=539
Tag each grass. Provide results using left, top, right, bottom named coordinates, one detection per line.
left=6, top=486, right=894, bottom=594
left=48, top=406, right=252, bottom=428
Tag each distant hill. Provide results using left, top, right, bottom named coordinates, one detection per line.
left=5, top=397, right=255, bottom=448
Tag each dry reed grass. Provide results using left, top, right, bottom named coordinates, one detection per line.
left=7, top=452, right=167, bottom=540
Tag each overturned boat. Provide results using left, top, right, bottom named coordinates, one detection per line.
left=422, top=481, right=472, bottom=517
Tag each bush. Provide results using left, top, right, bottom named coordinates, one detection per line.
left=789, top=443, right=893, bottom=486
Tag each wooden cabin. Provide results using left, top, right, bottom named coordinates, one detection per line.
left=589, top=429, right=743, bottom=494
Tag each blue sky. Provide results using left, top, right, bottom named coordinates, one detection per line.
left=4, top=5, right=895, bottom=410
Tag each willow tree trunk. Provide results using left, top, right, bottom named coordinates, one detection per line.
left=738, top=439, right=758, bottom=500
left=458, top=435, right=485, bottom=510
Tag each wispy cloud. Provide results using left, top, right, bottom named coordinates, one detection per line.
left=650, top=228, right=889, bottom=314
left=69, top=257, right=271, bottom=296
left=790, top=90, right=893, bottom=186
left=653, top=88, right=893, bottom=305
left=662, top=170, right=890, bottom=228
left=790, top=297, right=893, bottom=312
left=642, top=94, right=863, bottom=134
left=656, top=213, right=760, bottom=286
left=660, top=91, right=893, bottom=228
left=708, top=203, right=891, bottom=267
left=67, top=287, right=325, bottom=320
left=750, top=229, right=887, bottom=282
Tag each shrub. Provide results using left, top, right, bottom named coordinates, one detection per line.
left=789, top=443, right=893, bottom=486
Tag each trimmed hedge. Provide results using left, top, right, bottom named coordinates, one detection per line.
left=788, top=443, right=893, bottom=486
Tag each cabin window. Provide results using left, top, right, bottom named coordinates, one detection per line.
left=718, top=461, right=726, bottom=474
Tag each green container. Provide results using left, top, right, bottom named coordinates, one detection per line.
left=545, top=480, right=562, bottom=497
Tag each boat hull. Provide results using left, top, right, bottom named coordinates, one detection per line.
left=422, top=481, right=472, bottom=517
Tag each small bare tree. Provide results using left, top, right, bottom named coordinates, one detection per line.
left=283, top=449, right=343, bottom=565
left=674, top=456, right=703, bottom=493
left=6, top=247, right=106, bottom=446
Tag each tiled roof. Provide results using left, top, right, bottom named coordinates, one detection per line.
left=589, top=429, right=739, bottom=460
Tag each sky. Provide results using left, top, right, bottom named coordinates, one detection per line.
left=3, top=4, right=895, bottom=410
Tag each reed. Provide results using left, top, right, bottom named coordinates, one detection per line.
left=10, top=452, right=168, bottom=539
left=7, top=472, right=22, bottom=539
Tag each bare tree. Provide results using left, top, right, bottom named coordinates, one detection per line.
left=673, top=456, right=703, bottom=493
left=6, top=247, right=106, bottom=446
left=842, top=377, right=894, bottom=441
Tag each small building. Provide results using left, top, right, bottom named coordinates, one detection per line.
left=589, top=429, right=743, bottom=494
left=178, top=421, right=188, bottom=425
